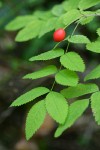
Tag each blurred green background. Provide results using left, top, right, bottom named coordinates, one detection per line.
left=0, top=0, right=100, bottom=150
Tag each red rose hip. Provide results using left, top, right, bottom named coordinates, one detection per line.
left=53, top=28, right=66, bottom=42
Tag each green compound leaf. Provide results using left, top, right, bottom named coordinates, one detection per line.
left=23, top=65, right=57, bottom=80
left=39, top=17, right=57, bottom=38
left=11, top=87, right=49, bottom=106
left=78, top=0, right=100, bottom=10
left=29, top=48, right=64, bottom=61
left=55, top=69, right=79, bottom=87
left=26, top=100, right=46, bottom=140
left=60, top=52, right=85, bottom=72
left=91, top=92, right=100, bottom=125
left=97, top=28, right=100, bottom=36
left=84, top=65, right=100, bottom=81
left=68, top=35, right=90, bottom=44
left=55, top=99, right=89, bottom=137
left=61, top=83, right=99, bottom=99
left=62, top=9, right=82, bottom=27
left=45, top=91, right=68, bottom=124
left=15, top=19, right=42, bottom=42
left=5, top=15, right=36, bottom=31
left=86, top=41, right=100, bottom=53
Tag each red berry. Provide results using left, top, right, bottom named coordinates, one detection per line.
left=53, top=28, right=66, bottom=42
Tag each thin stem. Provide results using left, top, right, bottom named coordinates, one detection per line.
left=71, top=22, right=80, bottom=36
left=83, top=13, right=100, bottom=17
left=53, top=42, right=60, bottom=49
left=50, top=22, right=79, bottom=91
left=65, top=22, right=80, bottom=53
left=50, top=64, right=62, bottom=91
left=50, top=80, right=56, bottom=91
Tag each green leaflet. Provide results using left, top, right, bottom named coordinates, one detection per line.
left=97, top=28, right=100, bottom=36
left=79, top=10, right=96, bottom=25
left=80, top=16, right=94, bottom=25
left=29, top=48, right=64, bottom=61
left=80, top=10, right=97, bottom=16
left=25, top=100, right=46, bottom=140
left=62, top=9, right=82, bottom=27
left=86, top=41, right=100, bottom=53
left=55, top=16, right=66, bottom=30
left=62, top=0, right=80, bottom=11
left=33, top=10, right=53, bottom=20
left=11, top=87, right=49, bottom=106
left=5, top=15, right=36, bottom=31
left=15, top=19, right=42, bottom=42
left=39, top=17, right=57, bottom=38
left=61, top=83, right=99, bottom=99
left=45, top=91, right=68, bottom=124
left=54, top=99, right=89, bottom=137
left=60, top=52, right=85, bottom=72
left=55, top=69, right=79, bottom=87
left=91, top=92, right=100, bottom=125
left=84, top=65, right=100, bottom=81
left=51, top=4, right=65, bottom=16
left=96, top=9, right=100, bottom=13
left=23, top=65, right=57, bottom=80
left=78, top=0, right=100, bottom=10
left=68, top=35, right=90, bottom=44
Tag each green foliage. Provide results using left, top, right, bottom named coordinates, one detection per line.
left=23, top=65, right=57, bottom=80
left=96, top=9, right=100, bottom=14
left=91, top=92, right=100, bottom=125
left=5, top=9, right=82, bottom=42
left=80, top=16, right=94, bottom=25
left=68, top=35, right=90, bottom=44
left=5, top=1, right=99, bottom=42
left=11, top=87, right=49, bottom=106
left=29, top=48, right=64, bottom=61
left=62, top=9, right=81, bottom=27
left=86, top=41, right=100, bottom=53
left=78, top=0, right=100, bottom=10
left=60, top=52, right=85, bottom=72
left=26, top=100, right=46, bottom=140
left=5, top=15, right=36, bottom=31
left=51, top=4, right=65, bottom=17
left=39, top=17, right=57, bottom=38
left=8, top=0, right=100, bottom=140
left=55, top=99, right=89, bottom=137
left=15, top=19, right=42, bottom=42
left=33, top=10, right=53, bottom=20
left=97, top=28, right=100, bottom=36
left=78, top=11, right=96, bottom=25
left=45, top=91, right=68, bottom=124
left=84, top=65, right=100, bottom=81
left=61, top=83, right=99, bottom=99
left=55, top=69, right=79, bottom=86
left=55, top=16, right=65, bottom=29
left=62, top=0, right=80, bottom=11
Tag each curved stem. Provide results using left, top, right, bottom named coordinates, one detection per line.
left=53, top=42, right=60, bottom=49
left=50, top=22, right=80, bottom=91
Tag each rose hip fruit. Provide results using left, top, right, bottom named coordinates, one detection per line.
left=53, top=28, right=66, bottom=42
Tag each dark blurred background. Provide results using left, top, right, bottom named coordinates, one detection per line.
left=0, top=0, right=100, bottom=150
